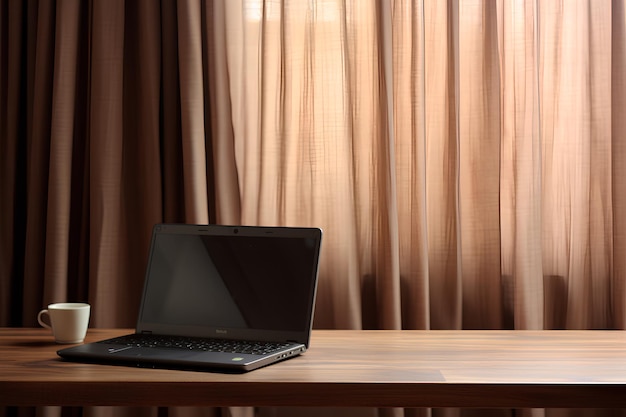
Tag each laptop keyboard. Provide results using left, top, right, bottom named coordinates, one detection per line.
left=100, top=334, right=292, bottom=355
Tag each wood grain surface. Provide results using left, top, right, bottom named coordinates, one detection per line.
left=1, top=328, right=626, bottom=408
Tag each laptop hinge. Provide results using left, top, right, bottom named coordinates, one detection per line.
left=141, top=330, right=153, bottom=335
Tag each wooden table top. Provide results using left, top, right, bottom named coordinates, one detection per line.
left=1, top=328, right=626, bottom=408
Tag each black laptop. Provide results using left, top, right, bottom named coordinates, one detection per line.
left=57, top=223, right=322, bottom=372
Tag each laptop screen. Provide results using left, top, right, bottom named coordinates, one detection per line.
left=136, top=224, right=322, bottom=342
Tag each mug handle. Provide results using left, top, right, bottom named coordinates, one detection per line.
left=37, top=309, right=52, bottom=330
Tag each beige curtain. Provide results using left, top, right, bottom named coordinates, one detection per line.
left=209, top=0, right=626, bottom=332
left=2, top=0, right=626, bottom=417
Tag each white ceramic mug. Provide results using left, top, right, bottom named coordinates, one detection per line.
left=37, top=303, right=91, bottom=344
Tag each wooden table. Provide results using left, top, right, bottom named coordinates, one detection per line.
left=1, top=328, right=626, bottom=408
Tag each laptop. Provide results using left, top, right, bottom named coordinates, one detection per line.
left=57, top=223, right=322, bottom=372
